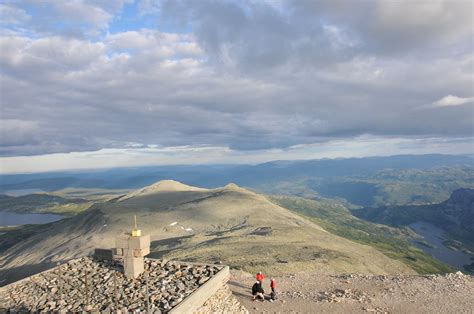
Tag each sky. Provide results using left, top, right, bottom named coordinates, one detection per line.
left=0, top=0, right=473, bottom=173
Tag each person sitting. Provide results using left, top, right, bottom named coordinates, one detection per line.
left=252, top=280, right=265, bottom=301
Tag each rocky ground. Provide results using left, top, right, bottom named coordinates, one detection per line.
left=196, top=285, right=249, bottom=313
left=229, top=270, right=474, bottom=313
left=0, top=257, right=223, bottom=312
left=2, top=255, right=473, bottom=313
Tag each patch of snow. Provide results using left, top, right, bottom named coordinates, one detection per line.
left=169, top=222, right=178, bottom=226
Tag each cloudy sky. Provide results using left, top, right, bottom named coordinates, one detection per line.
left=0, top=0, right=473, bottom=173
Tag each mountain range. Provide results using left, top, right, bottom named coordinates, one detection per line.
left=1, top=180, right=419, bottom=286
left=1, top=154, right=473, bottom=285
left=2, top=155, right=473, bottom=206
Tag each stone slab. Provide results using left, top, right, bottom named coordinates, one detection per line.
left=93, top=248, right=113, bottom=261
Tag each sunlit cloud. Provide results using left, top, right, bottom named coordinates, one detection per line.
left=432, top=95, right=474, bottom=107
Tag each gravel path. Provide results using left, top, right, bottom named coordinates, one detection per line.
left=229, top=270, right=474, bottom=313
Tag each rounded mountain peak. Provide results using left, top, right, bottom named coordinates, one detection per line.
left=118, top=180, right=207, bottom=201
left=145, top=180, right=205, bottom=192
left=221, top=183, right=257, bottom=196
left=224, top=183, right=241, bottom=190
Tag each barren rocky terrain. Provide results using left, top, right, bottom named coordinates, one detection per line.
left=229, top=270, right=474, bottom=313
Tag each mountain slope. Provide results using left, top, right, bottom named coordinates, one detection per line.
left=352, top=189, right=474, bottom=246
left=270, top=195, right=453, bottom=274
left=0, top=181, right=415, bottom=285
left=0, top=193, right=91, bottom=216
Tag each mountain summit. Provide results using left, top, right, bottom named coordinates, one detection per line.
left=119, top=180, right=207, bottom=201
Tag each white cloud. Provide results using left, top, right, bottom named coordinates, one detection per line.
left=0, top=4, right=31, bottom=25
left=52, top=1, right=112, bottom=31
left=0, top=0, right=129, bottom=37
left=433, top=95, right=474, bottom=107
left=106, top=30, right=155, bottom=50
left=105, top=30, right=203, bottom=61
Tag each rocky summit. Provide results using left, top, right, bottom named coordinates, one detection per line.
left=0, top=257, right=225, bottom=312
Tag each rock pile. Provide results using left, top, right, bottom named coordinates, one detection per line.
left=318, top=288, right=372, bottom=303
left=1, top=257, right=223, bottom=312
left=425, top=271, right=471, bottom=281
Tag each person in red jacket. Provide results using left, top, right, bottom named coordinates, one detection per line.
left=270, top=278, right=277, bottom=301
left=256, top=271, right=264, bottom=283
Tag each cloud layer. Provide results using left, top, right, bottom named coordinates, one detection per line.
left=0, top=0, right=473, bottom=162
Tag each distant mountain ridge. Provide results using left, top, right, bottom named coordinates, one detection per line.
left=1, top=154, right=472, bottom=192
left=447, top=188, right=474, bottom=209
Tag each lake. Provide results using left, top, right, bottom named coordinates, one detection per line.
left=0, top=211, right=65, bottom=226
left=410, top=221, right=473, bottom=270
left=3, top=189, right=45, bottom=196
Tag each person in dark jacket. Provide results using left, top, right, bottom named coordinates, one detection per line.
left=252, top=280, right=264, bottom=301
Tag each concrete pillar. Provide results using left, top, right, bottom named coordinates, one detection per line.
left=115, top=232, right=150, bottom=279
